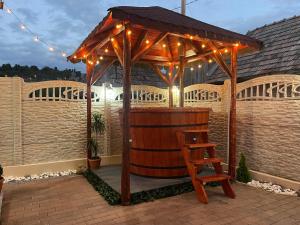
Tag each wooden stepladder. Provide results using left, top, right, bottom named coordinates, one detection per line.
left=176, top=129, right=235, bottom=204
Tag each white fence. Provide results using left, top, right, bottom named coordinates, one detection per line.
left=0, top=74, right=299, bottom=181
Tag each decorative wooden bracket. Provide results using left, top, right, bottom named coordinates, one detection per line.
left=91, top=59, right=116, bottom=85
left=207, top=41, right=232, bottom=77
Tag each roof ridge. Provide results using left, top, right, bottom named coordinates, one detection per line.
left=247, top=15, right=300, bottom=35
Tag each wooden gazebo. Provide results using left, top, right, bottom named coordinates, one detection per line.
left=68, top=6, right=262, bottom=205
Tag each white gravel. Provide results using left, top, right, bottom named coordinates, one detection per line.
left=247, top=180, right=298, bottom=196
left=4, top=169, right=77, bottom=183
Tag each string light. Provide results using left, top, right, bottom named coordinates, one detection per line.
left=99, top=56, right=104, bottom=60
left=96, top=60, right=100, bottom=65
left=190, top=67, right=194, bottom=71
left=145, top=39, right=150, bottom=44
left=110, top=37, right=114, bottom=42
left=105, top=48, right=109, bottom=53
left=175, top=65, right=179, bottom=69
left=73, top=55, right=77, bottom=59
left=189, top=35, right=193, bottom=40
left=213, top=49, right=217, bottom=53
left=3, top=3, right=68, bottom=59
left=234, top=43, right=240, bottom=47
left=208, top=59, right=213, bottom=63
left=198, top=64, right=202, bottom=68
left=88, top=60, right=93, bottom=65
left=127, top=30, right=132, bottom=35
left=177, top=42, right=181, bottom=46
left=116, top=24, right=122, bottom=29
left=33, top=36, right=39, bottom=42
left=20, top=24, right=26, bottom=30
left=224, top=48, right=228, bottom=53
left=162, top=44, right=166, bottom=48
left=201, top=44, right=206, bottom=48
left=6, top=8, right=12, bottom=14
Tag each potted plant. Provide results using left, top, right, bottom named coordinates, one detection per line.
left=0, top=163, right=4, bottom=193
left=87, top=113, right=105, bottom=169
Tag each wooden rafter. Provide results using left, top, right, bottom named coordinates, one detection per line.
left=207, top=41, right=232, bottom=77
left=166, top=35, right=174, bottom=61
left=91, top=59, right=116, bottom=85
left=132, top=29, right=148, bottom=56
left=132, top=32, right=168, bottom=62
left=171, top=70, right=180, bottom=83
left=111, top=37, right=124, bottom=66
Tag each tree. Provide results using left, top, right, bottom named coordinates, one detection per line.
left=236, top=153, right=252, bottom=183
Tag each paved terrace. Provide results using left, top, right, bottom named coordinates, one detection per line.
left=1, top=175, right=299, bottom=225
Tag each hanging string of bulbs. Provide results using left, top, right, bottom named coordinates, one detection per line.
left=1, top=2, right=67, bottom=58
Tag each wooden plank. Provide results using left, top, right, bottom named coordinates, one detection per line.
left=91, top=59, right=116, bottom=85
left=166, top=35, right=174, bottom=60
left=121, top=24, right=132, bottom=205
left=132, top=32, right=168, bottom=62
left=228, top=46, right=238, bottom=179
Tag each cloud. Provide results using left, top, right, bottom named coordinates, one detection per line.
left=16, top=7, right=39, bottom=25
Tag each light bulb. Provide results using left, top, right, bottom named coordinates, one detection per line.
left=190, top=67, right=194, bottom=71
left=20, top=24, right=26, bottom=30
left=208, top=59, right=213, bottom=63
left=145, top=39, right=150, bottom=44
left=33, top=36, right=39, bottom=42
left=177, top=42, right=181, bottom=46
left=48, top=47, right=54, bottom=52
left=100, top=56, right=103, bottom=60
left=127, top=30, right=132, bottom=35
left=116, top=24, right=122, bottom=29
left=61, top=52, right=67, bottom=57
left=201, top=44, right=206, bottom=48
left=224, top=48, right=228, bottom=53
left=162, top=44, right=166, bottom=48
left=105, top=48, right=109, bottom=53
left=6, top=8, right=12, bottom=14
left=198, top=64, right=202, bottom=68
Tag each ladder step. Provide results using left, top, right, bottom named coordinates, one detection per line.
left=182, top=129, right=209, bottom=134
left=190, top=158, right=223, bottom=165
left=196, top=174, right=230, bottom=183
left=186, top=143, right=217, bottom=149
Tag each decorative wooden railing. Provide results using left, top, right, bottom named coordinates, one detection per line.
left=114, top=85, right=168, bottom=104
left=184, top=84, right=222, bottom=102
left=237, top=75, right=300, bottom=101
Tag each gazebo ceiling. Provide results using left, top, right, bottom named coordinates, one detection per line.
left=68, top=6, right=263, bottom=66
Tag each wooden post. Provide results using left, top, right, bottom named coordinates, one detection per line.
left=86, top=63, right=93, bottom=161
left=228, top=47, right=238, bottom=179
left=121, top=25, right=132, bottom=205
left=179, top=51, right=185, bottom=107
left=169, top=64, right=174, bottom=107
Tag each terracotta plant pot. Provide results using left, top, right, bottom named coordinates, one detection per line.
left=88, top=158, right=101, bottom=169
left=0, top=176, right=4, bottom=193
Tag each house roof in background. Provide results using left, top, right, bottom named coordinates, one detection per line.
left=207, top=15, right=300, bottom=83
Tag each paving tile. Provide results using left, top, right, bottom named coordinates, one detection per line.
left=1, top=175, right=299, bottom=225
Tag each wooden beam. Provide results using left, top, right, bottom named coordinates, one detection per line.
left=131, top=30, right=148, bottom=57
left=150, top=64, right=170, bottom=85
left=168, top=64, right=174, bottom=107
left=132, top=32, right=168, bottom=62
left=91, top=59, right=116, bottom=85
left=172, top=70, right=180, bottom=83
left=228, top=46, right=238, bottom=179
left=179, top=39, right=186, bottom=107
left=86, top=62, right=94, bottom=162
left=121, top=24, right=132, bottom=205
left=111, top=37, right=124, bottom=66
left=207, top=41, right=232, bottom=77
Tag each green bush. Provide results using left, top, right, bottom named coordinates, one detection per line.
left=236, top=153, right=252, bottom=183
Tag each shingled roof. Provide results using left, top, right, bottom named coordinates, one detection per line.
left=206, top=15, right=300, bottom=83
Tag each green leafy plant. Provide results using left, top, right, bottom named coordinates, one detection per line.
left=236, top=153, right=252, bottom=183
left=0, top=164, right=3, bottom=177
left=92, top=113, right=105, bottom=134
left=88, top=138, right=99, bottom=159
left=87, top=113, right=105, bottom=159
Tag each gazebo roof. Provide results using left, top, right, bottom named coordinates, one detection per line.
left=68, top=6, right=262, bottom=65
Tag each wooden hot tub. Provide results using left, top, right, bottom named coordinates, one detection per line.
left=125, top=107, right=210, bottom=178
